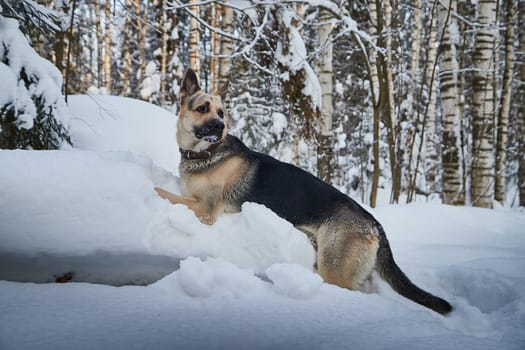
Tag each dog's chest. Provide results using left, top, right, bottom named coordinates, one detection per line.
left=180, top=156, right=247, bottom=200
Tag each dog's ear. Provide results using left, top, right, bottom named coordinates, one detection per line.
left=180, top=68, right=200, bottom=101
left=216, top=80, right=230, bottom=102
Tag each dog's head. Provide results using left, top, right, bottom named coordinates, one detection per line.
left=177, top=68, right=228, bottom=152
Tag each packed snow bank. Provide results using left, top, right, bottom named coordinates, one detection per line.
left=0, top=149, right=314, bottom=285
left=67, top=94, right=180, bottom=174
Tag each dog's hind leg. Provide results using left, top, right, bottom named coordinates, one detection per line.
left=316, top=226, right=379, bottom=291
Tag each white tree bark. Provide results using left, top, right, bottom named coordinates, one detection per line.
left=160, top=0, right=169, bottom=105
left=495, top=0, right=516, bottom=204
left=518, top=0, right=525, bottom=206
left=317, top=8, right=334, bottom=184
left=104, top=0, right=111, bottom=94
left=439, top=0, right=465, bottom=205
left=211, top=3, right=221, bottom=93
left=471, top=0, right=498, bottom=208
left=218, top=3, right=233, bottom=91
left=95, top=0, right=103, bottom=87
left=423, top=3, right=439, bottom=195
left=189, top=0, right=200, bottom=78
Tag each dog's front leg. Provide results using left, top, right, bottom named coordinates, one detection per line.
left=154, top=187, right=220, bottom=225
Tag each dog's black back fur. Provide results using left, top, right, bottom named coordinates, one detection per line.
left=224, top=134, right=373, bottom=226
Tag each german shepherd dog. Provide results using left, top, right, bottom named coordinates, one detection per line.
left=155, top=69, right=452, bottom=315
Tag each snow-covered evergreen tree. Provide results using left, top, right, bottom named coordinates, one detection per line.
left=0, top=13, right=70, bottom=149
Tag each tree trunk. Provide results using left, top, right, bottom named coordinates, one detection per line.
left=471, top=0, right=498, bottom=208
left=95, top=0, right=103, bottom=88
left=104, top=0, right=111, bottom=94
left=134, top=0, right=147, bottom=88
left=423, top=2, right=439, bottom=196
left=439, top=0, right=465, bottom=205
left=218, top=3, right=233, bottom=90
left=368, top=0, right=382, bottom=208
left=210, top=3, right=221, bottom=93
left=160, top=0, right=169, bottom=105
left=317, top=8, right=334, bottom=184
left=382, top=0, right=399, bottom=203
left=121, top=14, right=132, bottom=97
left=189, top=0, right=200, bottom=78
left=495, top=0, right=516, bottom=205
left=518, top=0, right=525, bottom=206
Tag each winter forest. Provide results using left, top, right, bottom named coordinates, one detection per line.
left=1, top=0, right=525, bottom=210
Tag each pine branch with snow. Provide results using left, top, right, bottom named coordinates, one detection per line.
left=0, top=15, right=70, bottom=149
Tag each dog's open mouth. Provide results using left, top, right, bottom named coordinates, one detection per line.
left=193, top=118, right=224, bottom=144
left=201, top=135, right=220, bottom=143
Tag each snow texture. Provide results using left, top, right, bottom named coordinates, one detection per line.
left=1, top=95, right=524, bottom=349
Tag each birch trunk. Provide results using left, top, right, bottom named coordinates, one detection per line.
left=160, top=0, right=169, bottom=105
left=104, top=0, right=111, bottom=94
left=439, top=0, right=465, bottom=205
left=471, top=0, right=498, bottom=208
left=95, top=1, right=103, bottom=87
left=189, top=0, right=200, bottom=78
left=122, top=15, right=132, bottom=97
left=424, top=3, right=439, bottom=195
left=210, top=3, right=221, bottom=93
left=317, top=8, right=334, bottom=184
left=134, top=0, right=147, bottom=85
left=518, top=0, right=525, bottom=206
left=368, top=0, right=381, bottom=208
left=495, top=0, right=516, bottom=204
left=218, top=4, right=233, bottom=90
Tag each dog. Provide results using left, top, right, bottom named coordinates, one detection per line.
left=155, top=68, right=452, bottom=315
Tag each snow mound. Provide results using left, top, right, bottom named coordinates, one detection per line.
left=266, top=263, right=322, bottom=298
left=175, top=257, right=265, bottom=298
left=0, top=149, right=315, bottom=285
left=67, top=94, right=180, bottom=174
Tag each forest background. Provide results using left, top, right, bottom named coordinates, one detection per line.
left=1, top=0, right=524, bottom=209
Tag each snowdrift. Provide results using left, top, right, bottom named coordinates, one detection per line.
left=0, top=95, right=524, bottom=349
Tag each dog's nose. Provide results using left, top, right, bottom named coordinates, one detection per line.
left=195, top=118, right=225, bottom=140
left=206, top=118, right=224, bottom=134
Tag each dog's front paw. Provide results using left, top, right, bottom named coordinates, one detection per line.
left=198, top=214, right=216, bottom=226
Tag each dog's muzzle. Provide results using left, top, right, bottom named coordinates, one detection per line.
left=193, top=118, right=225, bottom=143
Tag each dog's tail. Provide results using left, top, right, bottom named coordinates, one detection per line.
left=374, top=226, right=452, bottom=315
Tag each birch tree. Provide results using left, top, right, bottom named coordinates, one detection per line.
left=317, top=8, right=334, bottom=184
left=189, top=0, right=200, bottom=78
left=95, top=0, right=103, bottom=87
left=439, top=0, right=465, bottom=205
left=104, top=0, right=111, bottom=93
left=423, top=2, right=440, bottom=196
left=471, top=0, right=498, bottom=208
left=495, top=0, right=516, bottom=204
left=218, top=3, right=233, bottom=91
left=518, top=0, right=525, bottom=206
left=159, top=0, right=169, bottom=105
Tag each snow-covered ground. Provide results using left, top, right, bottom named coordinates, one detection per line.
left=1, top=95, right=524, bottom=349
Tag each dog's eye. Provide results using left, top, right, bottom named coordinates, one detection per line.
left=218, top=109, right=224, bottom=119
left=195, top=104, right=209, bottom=114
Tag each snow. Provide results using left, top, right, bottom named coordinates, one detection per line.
left=1, top=95, right=525, bottom=349
left=67, top=94, right=180, bottom=174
